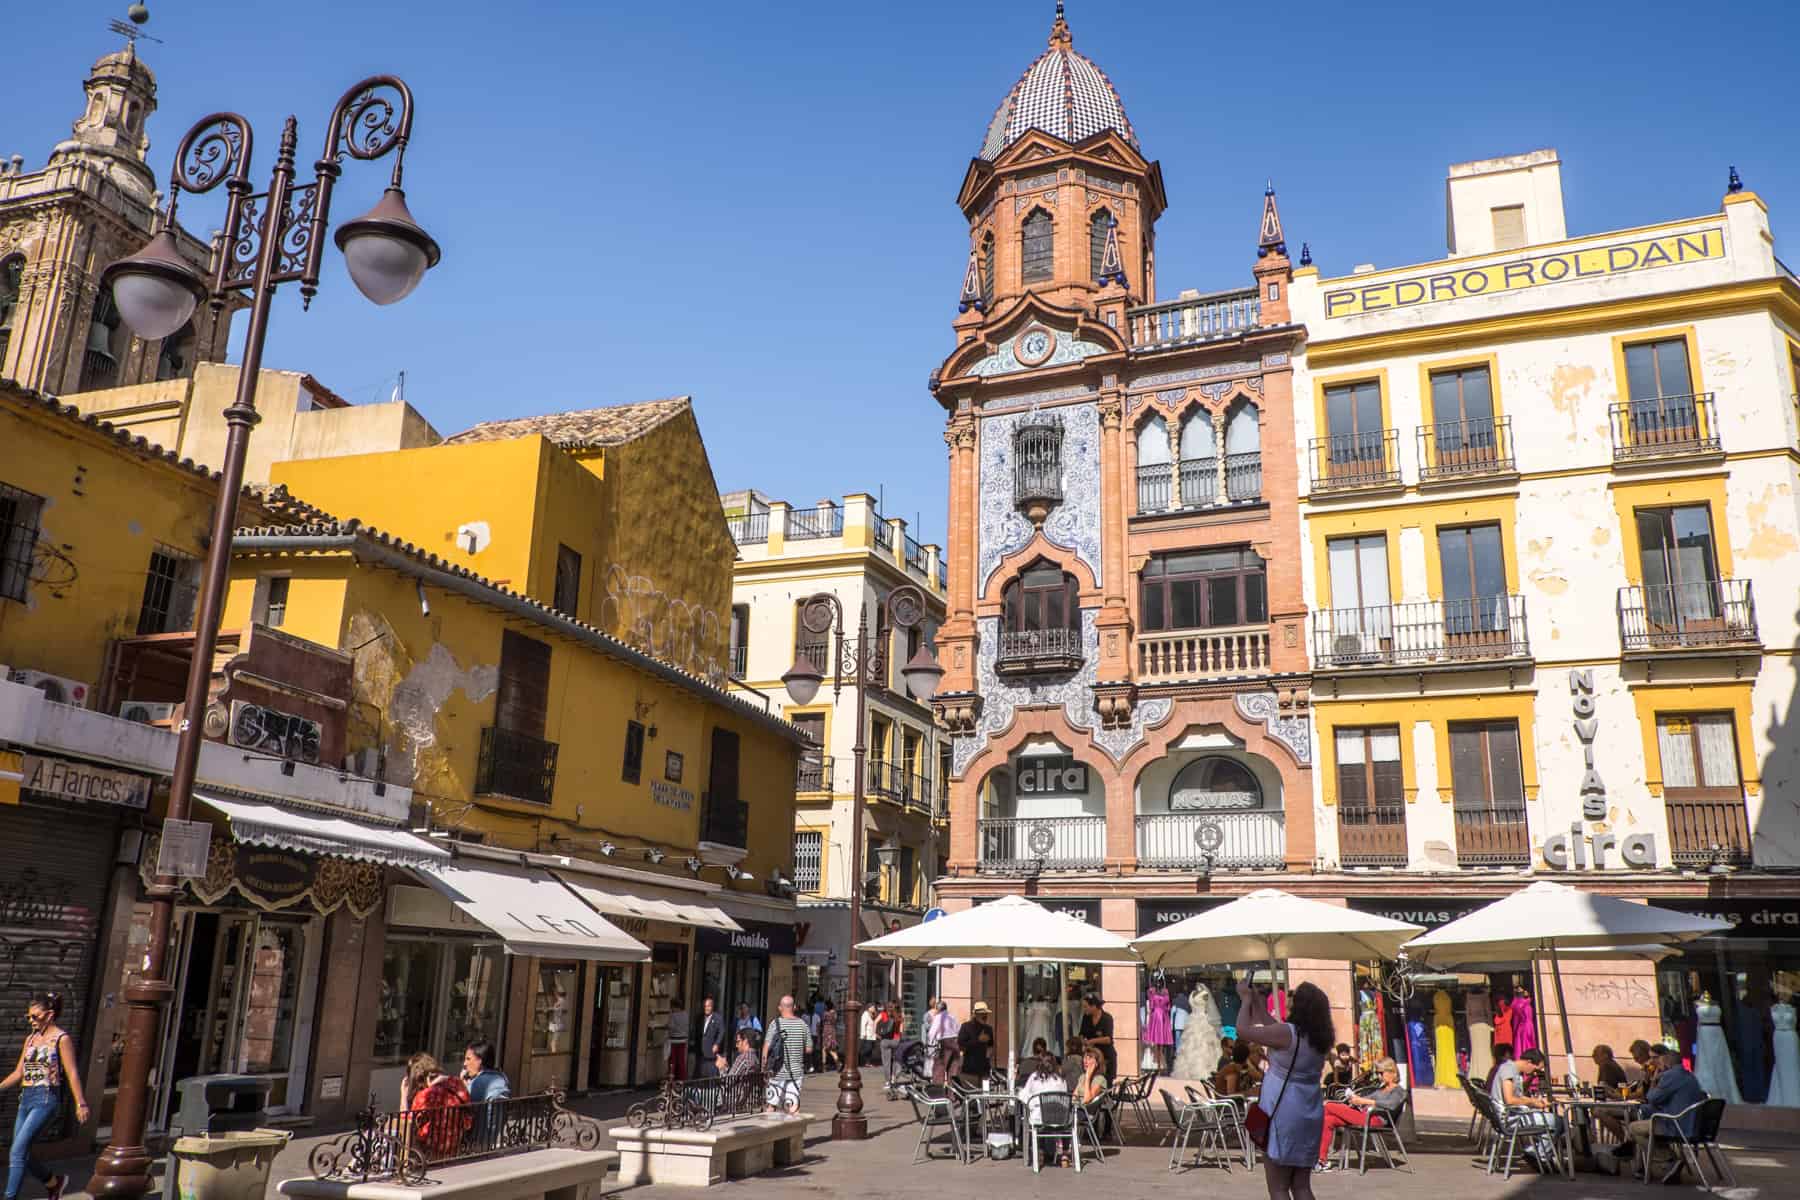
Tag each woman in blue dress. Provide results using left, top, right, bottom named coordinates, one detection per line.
left=1236, top=977, right=1332, bottom=1200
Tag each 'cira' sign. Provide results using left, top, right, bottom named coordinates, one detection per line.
left=1015, top=754, right=1088, bottom=796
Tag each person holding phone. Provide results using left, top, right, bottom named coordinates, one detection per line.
left=1236, top=977, right=1332, bottom=1200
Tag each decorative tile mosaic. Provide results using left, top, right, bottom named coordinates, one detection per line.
left=970, top=331, right=1110, bottom=379
left=953, top=612, right=1174, bottom=775
left=977, top=401, right=1101, bottom=592
left=977, top=382, right=1094, bottom=413
left=1129, top=359, right=1261, bottom=390
left=980, top=41, right=1136, bottom=161
left=1233, top=691, right=1312, bottom=766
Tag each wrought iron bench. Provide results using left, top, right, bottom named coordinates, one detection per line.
left=626, top=1072, right=769, bottom=1131
left=302, top=1089, right=604, bottom=1187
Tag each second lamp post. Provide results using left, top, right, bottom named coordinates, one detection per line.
left=781, top=583, right=942, bottom=1140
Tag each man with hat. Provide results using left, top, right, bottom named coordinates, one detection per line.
left=957, top=1001, right=994, bottom=1085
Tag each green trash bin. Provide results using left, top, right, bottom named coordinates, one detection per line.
left=168, top=1129, right=291, bottom=1200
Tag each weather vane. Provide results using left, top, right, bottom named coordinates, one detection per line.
left=109, top=3, right=162, bottom=49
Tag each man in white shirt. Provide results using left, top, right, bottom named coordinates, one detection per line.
left=859, top=1003, right=880, bottom=1067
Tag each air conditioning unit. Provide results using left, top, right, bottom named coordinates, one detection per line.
left=118, top=700, right=178, bottom=724
left=1331, top=633, right=1380, bottom=665
left=6, top=669, right=92, bottom=708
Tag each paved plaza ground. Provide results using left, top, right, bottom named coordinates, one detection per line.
left=40, top=1074, right=1794, bottom=1198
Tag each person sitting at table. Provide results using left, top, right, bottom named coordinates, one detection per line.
left=1623, top=1040, right=1658, bottom=1097
left=1614, top=1045, right=1706, bottom=1175
left=1323, top=1043, right=1357, bottom=1088
left=1216, top=1042, right=1261, bottom=1095
left=1591, top=1044, right=1629, bottom=1096
left=1314, top=1056, right=1405, bottom=1171
left=1031, top=1037, right=1050, bottom=1060
left=1491, top=1048, right=1566, bottom=1167
left=1060, top=1035, right=1086, bottom=1089
left=1017, top=1052, right=1073, bottom=1168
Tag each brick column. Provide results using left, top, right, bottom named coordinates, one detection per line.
left=1094, top=392, right=1133, bottom=683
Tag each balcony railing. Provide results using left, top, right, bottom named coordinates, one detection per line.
left=728, top=643, right=747, bottom=679
left=902, top=770, right=933, bottom=815
left=1418, top=416, right=1515, bottom=481
left=1617, top=580, right=1757, bottom=651
left=1224, top=451, right=1261, bottom=502
left=1179, top=457, right=1217, bottom=507
left=475, top=725, right=559, bottom=806
left=726, top=511, right=769, bottom=545
left=1453, top=805, right=1531, bottom=867
left=995, top=626, right=1083, bottom=675
left=934, top=776, right=950, bottom=818
left=905, top=532, right=929, bottom=574
left=797, top=755, right=833, bottom=793
left=978, top=815, right=1106, bottom=873
left=1312, top=597, right=1530, bottom=668
left=795, top=639, right=829, bottom=673
left=1136, top=462, right=1172, bottom=513
left=701, top=789, right=748, bottom=848
left=1127, top=289, right=1261, bottom=349
left=873, top=515, right=893, bottom=550
left=1135, top=811, right=1285, bottom=870
left=1137, top=454, right=1263, bottom=515
left=785, top=504, right=843, bottom=540
left=935, top=558, right=946, bottom=590
left=1609, top=393, right=1720, bottom=461
left=1137, top=625, right=1270, bottom=683
left=866, top=758, right=900, bottom=800
left=1337, top=803, right=1408, bottom=868
left=1308, top=430, right=1401, bottom=492
left=1666, top=791, right=1753, bottom=866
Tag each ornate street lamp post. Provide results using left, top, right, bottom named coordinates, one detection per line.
left=91, top=79, right=438, bottom=1198
left=781, top=584, right=942, bottom=1140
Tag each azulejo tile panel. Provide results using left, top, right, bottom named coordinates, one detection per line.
left=977, top=401, right=1102, bottom=594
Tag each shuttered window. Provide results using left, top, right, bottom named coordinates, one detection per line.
left=793, top=831, right=822, bottom=894
left=1449, top=721, right=1524, bottom=813
left=979, top=233, right=996, bottom=307
left=495, top=630, right=551, bottom=738
left=622, top=720, right=645, bottom=784
left=1335, top=726, right=1402, bottom=808
left=1491, top=205, right=1526, bottom=250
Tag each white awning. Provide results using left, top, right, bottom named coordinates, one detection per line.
left=415, top=860, right=650, bottom=962
left=552, top=870, right=740, bottom=932
left=196, top=793, right=449, bottom=867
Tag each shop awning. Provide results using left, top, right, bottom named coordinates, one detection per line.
left=552, top=869, right=740, bottom=932
left=415, top=859, right=650, bottom=961
left=196, top=793, right=449, bottom=867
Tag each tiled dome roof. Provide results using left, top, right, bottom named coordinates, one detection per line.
left=980, top=7, right=1135, bottom=162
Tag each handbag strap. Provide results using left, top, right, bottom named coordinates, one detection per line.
left=1264, top=1033, right=1298, bottom=1121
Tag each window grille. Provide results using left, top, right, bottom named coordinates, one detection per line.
left=136, top=547, right=200, bottom=634
left=793, top=831, right=823, bottom=894
left=0, top=482, right=43, bottom=603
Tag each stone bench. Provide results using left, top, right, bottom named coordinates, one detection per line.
left=278, top=1148, right=618, bottom=1200
left=608, top=1113, right=815, bottom=1187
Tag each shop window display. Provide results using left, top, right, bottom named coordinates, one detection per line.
left=1156, top=964, right=1286, bottom=1082
left=1355, top=964, right=1541, bottom=1089
left=1657, top=941, right=1800, bottom=1108
left=376, top=940, right=442, bottom=1062
left=533, top=963, right=578, bottom=1054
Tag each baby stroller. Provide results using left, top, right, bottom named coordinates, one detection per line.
left=883, top=1038, right=929, bottom=1100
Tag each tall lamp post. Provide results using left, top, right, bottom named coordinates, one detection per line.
left=781, top=585, right=942, bottom=1140
left=91, top=79, right=438, bottom=1199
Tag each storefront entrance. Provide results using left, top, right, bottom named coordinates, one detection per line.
left=157, top=908, right=321, bottom=1125
left=591, top=963, right=640, bottom=1087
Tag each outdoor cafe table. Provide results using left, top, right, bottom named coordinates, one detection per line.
left=1553, top=1095, right=1639, bottom=1174
left=958, top=1090, right=1022, bottom=1162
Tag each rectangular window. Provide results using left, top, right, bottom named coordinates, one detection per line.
left=729, top=603, right=749, bottom=677
left=495, top=629, right=551, bottom=737
left=1656, top=711, right=1750, bottom=864
left=553, top=544, right=581, bottom=617
left=1429, top=364, right=1496, bottom=462
left=1021, top=210, right=1054, bottom=283
left=792, top=712, right=825, bottom=790
left=374, top=939, right=444, bottom=1062
left=136, top=547, right=201, bottom=635
left=704, top=726, right=743, bottom=845
left=440, top=943, right=506, bottom=1070
left=1636, top=504, right=1721, bottom=629
left=1491, top=205, right=1526, bottom=250
left=1139, top=548, right=1267, bottom=632
left=793, top=830, right=823, bottom=894
left=622, top=720, right=645, bottom=784
left=1448, top=721, right=1525, bottom=814
left=0, top=483, right=43, bottom=604
left=1656, top=713, right=1740, bottom=791
left=795, top=600, right=829, bottom=671
left=1437, top=523, right=1508, bottom=639
left=531, top=962, right=578, bottom=1054
left=1334, top=726, right=1402, bottom=808
left=1323, top=379, right=1386, bottom=477
left=263, top=576, right=289, bottom=627
left=1624, top=337, right=1693, bottom=401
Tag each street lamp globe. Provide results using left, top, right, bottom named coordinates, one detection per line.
left=781, top=654, right=824, bottom=706
left=900, top=644, right=944, bottom=702
left=334, top=187, right=441, bottom=305
left=103, top=228, right=207, bottom=340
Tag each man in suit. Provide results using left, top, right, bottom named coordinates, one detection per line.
left=697, top=995, right=726, bottom=1077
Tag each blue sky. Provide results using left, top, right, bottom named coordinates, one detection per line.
left=10, top=1, right=1797, bottom=541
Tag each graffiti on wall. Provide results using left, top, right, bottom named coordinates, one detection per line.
left=596, top=563, right=727, bottom=685
left=346, top=611, right=499, bottom=801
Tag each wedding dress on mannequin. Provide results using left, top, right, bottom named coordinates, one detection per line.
left=1020, top=998, right=1056, bottom=1052
left=1767, top=998, right=1800, bottom=1107
left=1173, top=985, right=1222, bottom=1081
left=1692, top=995, right=1743, bottom=1103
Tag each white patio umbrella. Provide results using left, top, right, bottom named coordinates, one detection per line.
left=857, top=894, right=1140, bottom=1088
left=1132, top=889, right=1425, bottom=991
left=1404, top=881, right=1731, bottom=1081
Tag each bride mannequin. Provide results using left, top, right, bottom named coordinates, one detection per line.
left=1172, top=983, right=1222, bottom=1081
left=1691, top=990, right=1743, bottom=1103
left=1767, top=991, right=1800, bottom=1108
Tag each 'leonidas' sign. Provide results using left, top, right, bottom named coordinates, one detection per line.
left=1322, top=227, right=1724, bottom=318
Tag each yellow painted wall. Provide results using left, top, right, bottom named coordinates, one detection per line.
left=0, top=389, right=225, bottom=690
left=1314, top=692, right=1541, bottom=804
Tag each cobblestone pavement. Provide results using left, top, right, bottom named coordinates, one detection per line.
left=39, top=1073, right=1792, bottom=1198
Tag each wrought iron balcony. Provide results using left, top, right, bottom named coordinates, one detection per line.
left=796, top=755, right=833, bottom=794
left=1136, top=454, right=1262, bottom=515
left=1617, top=580, right=1757, bottom=652
left=728, top=643, right=747, bottom=679
left=978, top=815, right=1106, bottom=873
left=1127, top=289, right=1261, bottom=349
left=1666, top=793, right=1753, bottom=866
left=701, top=789, right=748, bottom=848
left=1312, top=597, right=1530, bottom=669
left=475, top=725, right=558, bottom=806
left=1609, top=393, right=1720, bottom=462
left=1453, top=805, right=1531, bottom=867
left=1224, top=451, right=1262, bottom=502
left=1136, top=625, right=1270, bottom=683
left=995, top=626, right=1084, bottom=676
left=785, top=504, right=843, bottom=540
left=726, top=511, right=769, bottom=545
left=1336, top=803, right=1408, bottom=868
left=1136, top=462, right=1172, bottom=513
left=1308, top=430, right=1401, bottom=493
left=905, top=532, right=929, bottom=574
left=866, top=757, right=901, bottom=800
left=1417, top=416, right=1515, bottom=481
left=1135, top=811, right=1285, bottom=870
left=1013, top=417, right=1063, bottom=517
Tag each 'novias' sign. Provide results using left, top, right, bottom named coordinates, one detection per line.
left=1323, top=227, right=1724, bottom=319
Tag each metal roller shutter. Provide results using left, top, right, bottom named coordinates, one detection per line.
left=0, top=804, right=116, bottom=1144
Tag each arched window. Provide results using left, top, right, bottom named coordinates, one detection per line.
left=156, top=320, right=197, bottom=382
left=1168, top=756, right=1263, bottom=811
left=998, top=559, right=1082, bottom=672
left=80, top=288, right=121, bottom=392
left=0, top=255, right=23, bottom=367
left=1135, top=414, right=1171, bottom=512
left=1178, top=411, right=1217, bottom=506
left=1089, top=209, right=1112, bottom=280
left=979, top=232, right=996, bottom=308
left=1224, top=399, right=1261, bottom=502
left=1021, top=208, right=1054, bottom=284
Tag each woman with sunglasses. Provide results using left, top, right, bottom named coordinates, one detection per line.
left=0, top=992, right=90, bottom=1200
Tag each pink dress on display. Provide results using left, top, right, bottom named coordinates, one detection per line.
left=1510, top=992, right=1538, bottom=1055
left=1144, top=985, right=1174, bottom=1046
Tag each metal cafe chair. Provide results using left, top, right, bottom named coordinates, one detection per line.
left=1186, top=1082, right=1254, bottom=1169
left=1024, top=1092, right=1080, bottom=1172
left=906, top=1084, right=966, bottom=1165
left=1332, top=1089, right=1412, bottom=1174
left=1642, top=1097, right=1735, bottom=1191
left=1160, top=1090, right=1231, bottom=1172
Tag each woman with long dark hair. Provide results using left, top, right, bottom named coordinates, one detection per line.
left=0, top=991, right=90, bottom=1200
left=1235, top=978, right=1333, bottom=1200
